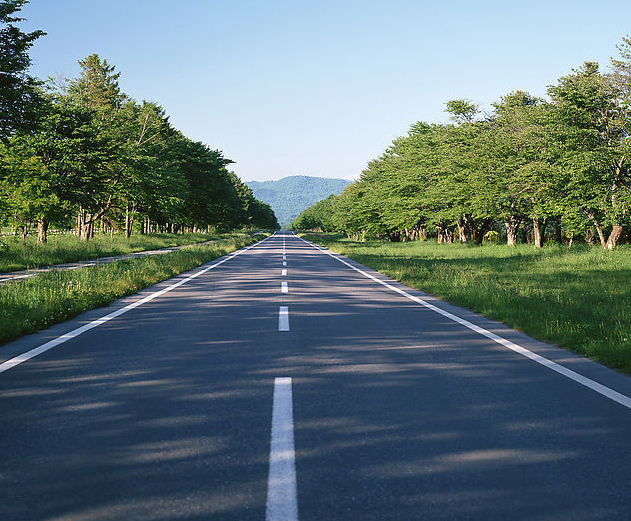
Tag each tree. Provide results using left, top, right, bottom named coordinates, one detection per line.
left=0, top=0, right=45, bottom=141
left=547, top=62, right=630, bottom=249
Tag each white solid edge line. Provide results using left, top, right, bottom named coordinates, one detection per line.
left=279, top=306, right=290, bottom=331
left=266, top=377, right=298, bottom=521
left=0, top=235, right=273, bottom=375
left=281, top=281, right=289, bottom=294
left=297, top=236, right=631, bottom=411
left=0, top=273, right=34, bottom=281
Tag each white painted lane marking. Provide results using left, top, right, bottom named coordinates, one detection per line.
left=278, top=307, right=290, bottom=331
left=0, top=236, right=273, bottom=375
left=266, top=377, right=298, bottom=521
left=282, top=269, right=287, bottom=276
left=65, top=263, right=95, bottom=270
left=298, top=237, right=631, bottom=411
left=281, top=282, right=288, bottom=294
left=282, top=255, right=286, bottom=260
left=0, top=273, right=34, bottom=282
left=283, top=261, right=287, bottom=267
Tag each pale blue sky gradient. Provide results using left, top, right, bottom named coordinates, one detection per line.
left=20, top=0, right=631, bottom=181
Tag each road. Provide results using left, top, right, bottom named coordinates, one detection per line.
left=1, top=232, right=631, bottom=520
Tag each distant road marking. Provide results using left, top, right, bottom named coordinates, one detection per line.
left=266, top=377, right=298, bottom=521
left=0, top=236, right=273, bottom=375
left=283, top=255, right=287, bottom=260
left=278, top=307, right=290, bottom=331
left=298, top=237, right=631, bottom=411
left=0, top=273, right=33, bottom=282
left=282, top=269, right=287, bottom=276
left=66, top=263, right=95, bottom=270
left=283, top=261, right=287, bottom=267
left=281, top=282, right=288, bottom=294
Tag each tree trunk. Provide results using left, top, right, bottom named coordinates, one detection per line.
left=587, top=214, right=607, bottom=249
left=37, top=217, right=48, bottom=243
left=471, top=218, right=493, bottom=245
left=568, top=231, right=574, bottom=248
left=532, top=217, right=543, bottom=248
left=606, top=225, right=623, bottom=250
left=75, top=209, right=83, bottom=237
left=456, top=219, right=467, bottom=243
left=595, top=224, right=607, bottom=248
left=504, top=218, right=521, bottom=247
left=555, top=224, right=562, bottom=244
left=585, top=228, right=595, bottom=245
left=125, top=205, right=131, bottom=238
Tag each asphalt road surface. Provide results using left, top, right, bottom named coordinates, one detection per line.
left=1, top=232, right=631, bottom=521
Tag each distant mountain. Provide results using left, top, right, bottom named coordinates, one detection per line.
left=246, top=175, right=351, bottom=226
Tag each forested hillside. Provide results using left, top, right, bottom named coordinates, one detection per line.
left=247, top=175, right=349, bottom=226
left=293, top=37, right=631, bottom=249
left=0, top=1, right=278, bottom=242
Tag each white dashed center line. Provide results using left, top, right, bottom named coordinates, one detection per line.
left=281, top=282, right=288, bottom=294
left=278, top=307, right=290, bottom=331
left=266, top=377, right=298, bottom=521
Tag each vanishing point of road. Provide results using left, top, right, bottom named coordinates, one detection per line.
left=1, top=232, right=630, bottom=520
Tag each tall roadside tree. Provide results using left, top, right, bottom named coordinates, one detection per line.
left=548, top=61, right=630, bottom=249
left=0, top=0, right=44, bottom=141
left=66, top=54, right=128, bottom=239
left=0, top=91, right=92, bottom=241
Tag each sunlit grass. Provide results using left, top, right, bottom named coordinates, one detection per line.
left=303, top=233, right=631, bottom=373
left=0, top=236, right=259, bottom=346
left=0, top=232, right=243, bottom=272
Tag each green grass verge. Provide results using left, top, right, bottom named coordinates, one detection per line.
left=302, top=232, right=631, bottom=373
left=0, top=235, right=260, bottom=346
left=0, top=232, right=245, bottom=273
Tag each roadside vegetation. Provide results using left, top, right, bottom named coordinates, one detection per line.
left=292, top=36, right=631, bottom=373
left=303, top=233, right=631, bottom=373
left=0, top=235, right=260, bottom=346
left=0, top=231, right=248, bottom=272
left=292, top=37, right=631, bottom=250
left=0, top=1, right=278, bottom=245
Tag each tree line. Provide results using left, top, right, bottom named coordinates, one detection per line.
left=292, top=37, right=631, bottom=249
left=0, top=0, right=278, bottom=242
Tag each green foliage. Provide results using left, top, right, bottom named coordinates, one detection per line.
left=0, top=0, right=45, bottom=140
left=294, top=37, right=631, bottom=249
left=0, top=45, right=278, bottom=239
left=289, top=193, right=338, bottom=231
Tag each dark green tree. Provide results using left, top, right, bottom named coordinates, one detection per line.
left=0, top=0, right=45, bottom=140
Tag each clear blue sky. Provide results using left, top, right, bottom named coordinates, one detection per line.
left=20, top=0, right=631, bottom=182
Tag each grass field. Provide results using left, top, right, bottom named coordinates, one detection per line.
left=302, top=233, right=631, bottom=373
left=0, top=235, right=260, bottom=346
left=0, top=232, right=241, bottom=273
